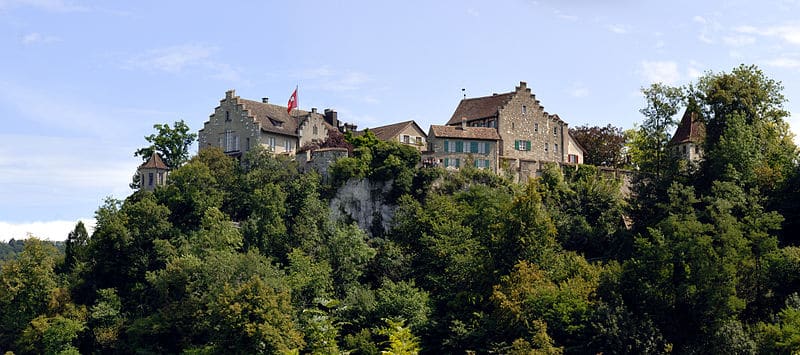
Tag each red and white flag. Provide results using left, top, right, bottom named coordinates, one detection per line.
left=287, top=87, right=298, bottom=114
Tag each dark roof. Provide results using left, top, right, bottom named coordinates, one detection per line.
left=366, top=120, right=426, bottom=141
left=139, top=152, right=169, bottom=170
left=238, top=99, right=329, bottom=137
left=429, top=125, right=501, bottom=140
left=669, top=109, right=705, bottom=145
left=445, top=92, right=514, bottom=125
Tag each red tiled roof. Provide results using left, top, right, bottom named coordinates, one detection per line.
left=445, top=92, right=514, bottom=125
left=429, top=125, right=501, bottom=140
left=669, top=109, right=705, bottom=145
left=366, top=120, right=426, bottom=141
left=139, top=152, right=169, bottom=170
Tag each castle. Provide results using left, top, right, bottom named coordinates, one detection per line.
left=195, top=82, right=586, bottom=182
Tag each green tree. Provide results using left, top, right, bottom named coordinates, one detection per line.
left=134, top=120, right=197, bottom=169
left=63, top=221, right=89, bottom=272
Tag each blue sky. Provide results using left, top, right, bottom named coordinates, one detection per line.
left=2, top=0, right=800, bottom=240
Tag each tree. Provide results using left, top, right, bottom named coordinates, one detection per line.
left=630, top=83, right=683, bottom=178
left=569, top=124, right=626, bottom=167
left=64, top=221, right=89, bottom=272
left=134, top=120, right=197, bottom=169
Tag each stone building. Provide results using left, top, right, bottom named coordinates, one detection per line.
left=443, top=81, right=584, bottom=180
left=198, top=90, right=346, bottom=158
left=364, top=120, right=428, bottom=151
left=424, top=123, right=501, bottom=171
left=669, top=107, right=705, bottom=163
left=137, top=152, right=169, bottom=191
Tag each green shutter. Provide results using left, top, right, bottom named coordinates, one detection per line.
left=456, top=141, right=463, bottom=153
left=444, top=140, right=449, bottom=152
left=455, top=158, right=460, bottom=168
left=470, top=141, right=478, bottom=153
left=514, top=140, right=520, bottom=150
left=526, top=140, right=532, bottom=151
left=444, top=158, right=449, bottom=167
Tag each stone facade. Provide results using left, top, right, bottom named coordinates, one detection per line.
left=668, top=108, right=705, bottom=164
left=425, top=124, right=501, bottom=172
left=445, top=82, right=583, bottom=180
left=198, top=90, right=337, bottom=158
left=296, top=147, right=349, bottom=180
left=137, top=152, right=169, bottom=191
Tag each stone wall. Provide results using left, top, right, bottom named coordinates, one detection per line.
left=497, top=83, right=567, bottom=162
left=297, top=147, right=349, bottom=181
left=199, top=90, right=263, bottom=156
left=329, top=179, right=395, bottom=236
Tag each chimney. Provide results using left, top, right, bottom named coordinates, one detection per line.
left=311, top=108, right=317, bottom=114
left=461, top=117, right=467, bottom=130
left=262, top=97, right=269, bottom=103
left=324, top=109, right=339, bottom=128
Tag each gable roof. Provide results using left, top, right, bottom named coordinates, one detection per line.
left=367, top=120, right=426, bottom=141
left=238, top=98, right=332, bottom=137
left=139, top=152, right=169, bottom=170
left=567, top=131, right=587, bottom=154
left=669, top=109, right=705, bottom=145
left=429, top=125, right=501, bottom=140
left=445, top=92, right=515, bottom=125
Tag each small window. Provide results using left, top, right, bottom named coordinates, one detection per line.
left=416, top=136, right=422, bottom=145
left=554, top=127, right=558, bottom=135
left=522, top=105, right=527, bottom=114
left=535, top=123, right=538, bottom=132
left=285, top=139, right=292, bottom=151
left=148, top=173, right=154, bottom=186
left=225, top=111, right=230, bottom=121
left=246, top=137, right=250, bottom=151
left=269, top=137, right=276, bottom=148
left=545, top=143, right=549, bottom=152
left=313, top=125, right=318, bottom=135
left=554, top=144, right=558, bottom=154
left=403, top=135, right=410, bottom=144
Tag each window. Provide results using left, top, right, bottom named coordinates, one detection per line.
left=515, top=140, right=531, bottom=151
left=470, top=141, right=478, bottom=153
left=157, top=172, right=164, bottom=184
left=285, top=139, right=292, bottom=151
left=554, top=143, right=558, bottom=154
left=478, top=142, right=489, bottom=154
left=403, top=135, right=410, bottom=144
left=488, top=120, right=495, bottom=128
left=455, top=140, right=464, bottom=153
left=313, top=125, right=318, bottom=135
left=225, top=111, right=230, bottom=121
left=444, top=140, right=450, bottom=152
left=568, top=154, right=579, bottom=163
left=474, top=159, right=490, bottom=168
left=225, top=130, right=234, bottom=151
left=269, top=137, right=276, bottom=148
left=545, top=143, right=549, bottom=152
left=148, top=173, right=154, bottom=186
left=416, top=136, right=422, bottom=145
left=554, top=127, right=558, bottom=136
left=246, top=137, right=250, bottom=151
left=522, top=105, right=527, bottom=114
left=535, top=123, right=539, bottom=132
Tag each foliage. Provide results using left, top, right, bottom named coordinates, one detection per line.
left=134, top=120, right=197, bottom=169
left=569, top=124, right=627, bottom=167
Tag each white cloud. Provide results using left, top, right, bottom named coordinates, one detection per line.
left=607, top=24, right=629, bottom=34
left=722, top=35, right=756, bottom=47
left=737, top=24, right=800, bottom=45
left=692, top=15, right=708, bottom=25
left=639, top=61, right=681, bottom=85
left=0, top=219, right=95, bottom=242
left=0, top=0, right=88, bottom=12
left=764, top=57, right=800, bottom=69
left=124, top=44, right=242, bottom=81
left=21, top=32, right=59, bottom=45
left=698, top=33, right=714, bottom=44
left=466, top=7, right=479, bottom=17
left=298, top=65, right=373, bottom=93
left=567, top=83, right=589, bottom=98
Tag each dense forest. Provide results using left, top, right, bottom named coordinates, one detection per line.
left=2, top=65, right=800, bottom=354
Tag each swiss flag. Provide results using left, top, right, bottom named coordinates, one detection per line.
left=287, top=87, right=298, bottom=114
